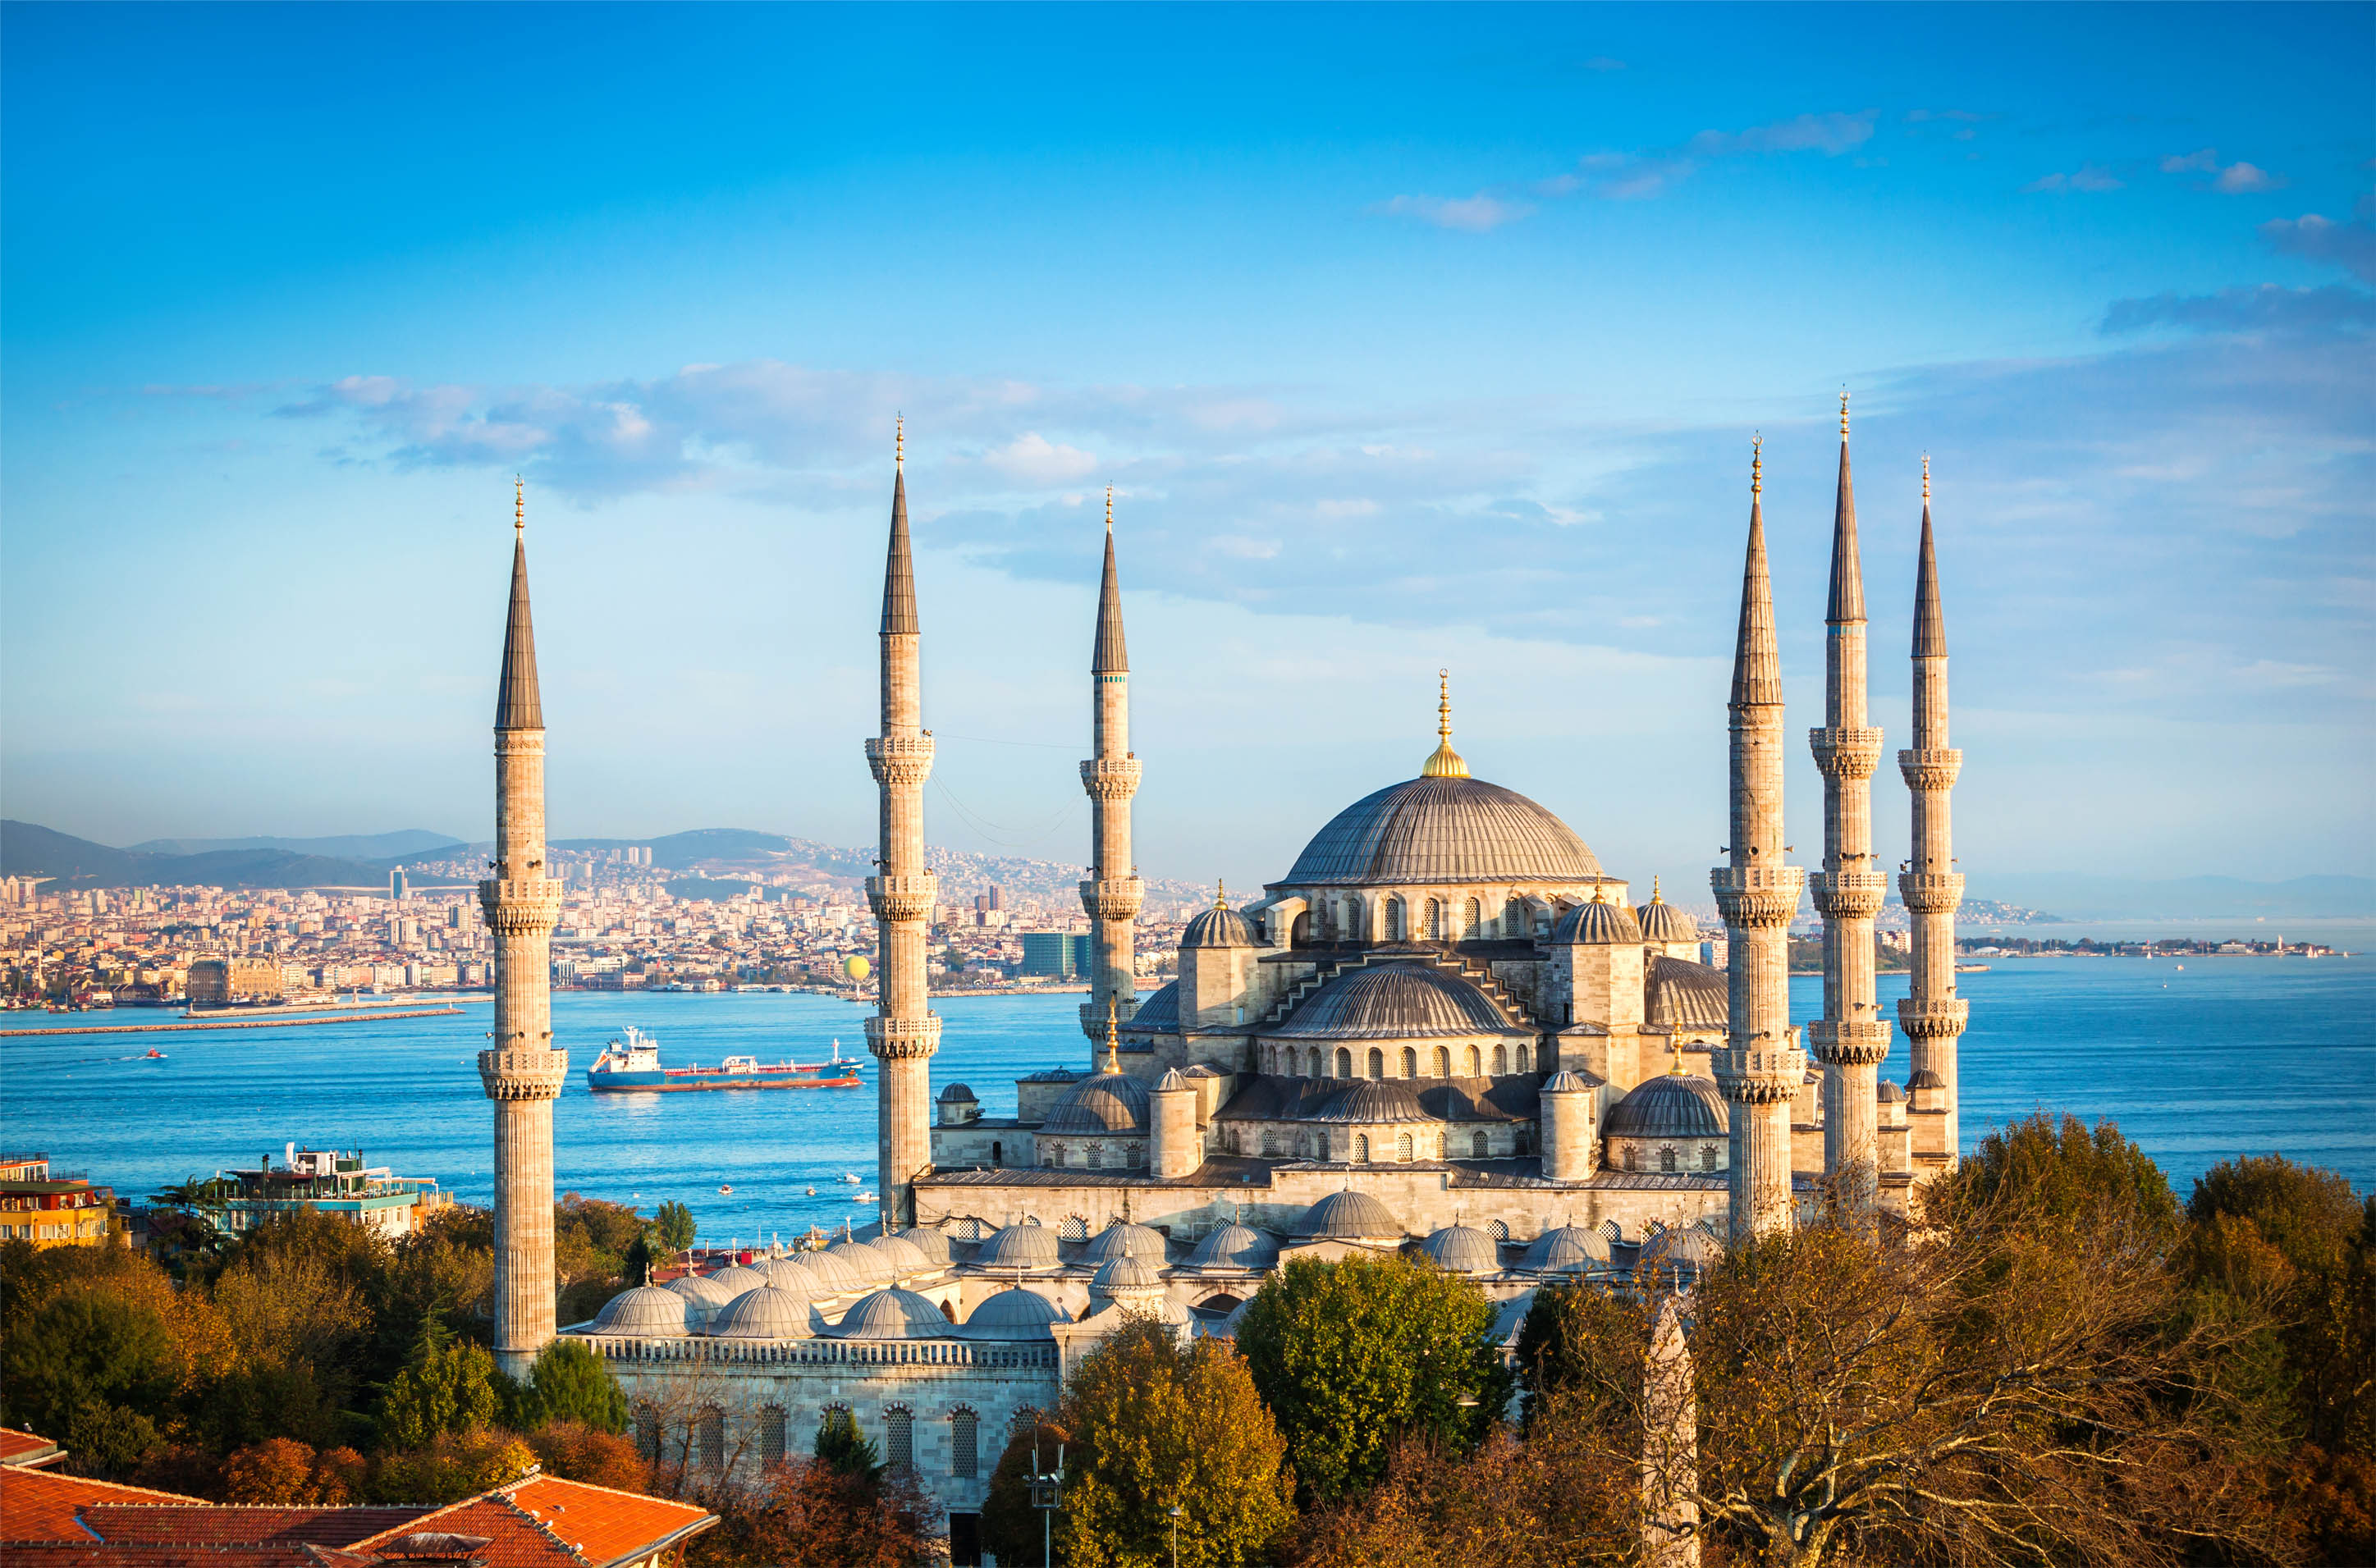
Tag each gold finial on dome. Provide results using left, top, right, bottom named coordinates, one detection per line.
left=1421, top=668, right=1469, bottom=779
left=1214, top=878, right=1228, bottom=910
left=1104, top=997, right=1120, bottom=1073
left=1650, top=875, right=1663, bottom=904
left=1590, top=881, right=1606, bottom=904
left=514, top=475, right=524, bottom=532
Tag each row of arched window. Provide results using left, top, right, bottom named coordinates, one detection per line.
left=1262, top=1041, right=1531, bottom=1079
left=1225, top=1125, right=1525, bottom=1163
left=1042, top=1140, right=1143, bottom=1170
left=1619, top=1145, right=1722, bottom=1173
left=634, top=1401, right=986, bottom=1479
left=1310, top=894, right=1560, bottom=944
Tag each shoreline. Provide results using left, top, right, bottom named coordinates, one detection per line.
left=0, top=1006, right=465, bottom=1039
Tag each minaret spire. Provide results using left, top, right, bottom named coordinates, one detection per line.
left=1899, top=456, right=1967, bottom=1177
left=1711, top=433, right=1806, bottom=1242
left=478, top=480, right=566, bottom=1378
left=865, top=422, right=941, bottom=1229
left=1810, top=394, right=1890, bottom=1214
left=1081, top=488, right=1144, bottom=1045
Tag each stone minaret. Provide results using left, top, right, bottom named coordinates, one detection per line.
left=1807, top=395, right=1891, bottom=1209
left=1078, top=487, right=1143, bottom=1046
left=865, top=424, right=941, bottom=1230
left=478, top=480, right=567, bottom=1381
left=1898, top=459, right=1967, bottom=1176
left=1710, top=438, right=1806, bottom=1241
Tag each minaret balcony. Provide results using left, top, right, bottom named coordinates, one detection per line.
left=1810, top=870, right=1890, bottom=919
left=1898, top=747, right=1963, bottom=791
left=1711, top=1036, right=1807, bottom=1101
left=1896, top=996, right=1971, bottom=1038
left=1079, top=876, right=1145, bottom=921
left=866, top=734, right=936, bottom=786
left=1809, top=726, right=1885, bottom=778
left=864, top=1013, right=943, bottom=1060
left=866, top=873, right=940, bottom=923
left=478, top=1047, right=570, bottom=1100
left=1806, top=1017, right=1893, bottom=1066
left=1710, top=865, right=1805, bottom=927
left=1079, top=757, right=1142, bottom=799
left=1897, top=871, right=1966, bottom=914
left=477, top=877, right=563, bottom=930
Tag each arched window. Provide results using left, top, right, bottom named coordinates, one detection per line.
left=1395, top=1132, right=1413, bottom=1163
left=1625, top=1148, right=1638, bottom=1171
left=1465, top=898, right=1482, bottom=935
left=1424, top=899, right=1443, bottom=939
left=1515, top=1044, right=1531, bottom=1072
left=758, top=1406, right=788, bottom=1468
left=991, top=1140, right=1003, bottom=1167
left=1515, top=1127, right=1532, bottom=1156
left=1354, top=1134, right=1371, bottom=1163
left=884, top=1406, right=914, bottom=1471
left=695, top=1406, right=726, bottom=1472
left=1660, top=1147, right=1678, bottom=1173
left=1292, top=912, right=1312, bottom=946
left=1343, top=899, right=1363, bottom=941
left=1335, top=1047, right=1353, bottom=1078
left=1049, top=1145, right=1066, bottom=1168
left=634, top=1403, right=660, bottom=1462
left=1701, top=1146, right=1719, bottom=1172
left=1493, top=1045, right=1508, bottom=1073
left=1086, top=1144, right=1103, bottom=1169
left=1386, top=898, right=1406, bottom=941
left=950, top=1408, right=980, bottom=1479
left=1432, top=1046, right=1450, bottom=1077
left=1062, top=1215, right=1090, bottom=1241
left=1401, top=1047, right=1418, bottom=1078
left=1472, top=1131, right=1490, bottom=1159
left=1262, top=1129, right=1280, bottom=1157
left=1503, top=897, right=1524, bottom=935
left=1367, top=1048, right=1385, bottom=1080
left=1465, top=1045, right=1481, bottom=1076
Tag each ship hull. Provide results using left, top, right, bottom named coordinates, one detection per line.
left=586, top=1067, right=862, bottom=1092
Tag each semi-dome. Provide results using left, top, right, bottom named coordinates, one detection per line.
left=1646, top=956, right=1727, bottom=1031
left=1551, top=896, right=1642, bottom=946
left=1520, top=1224, right=1613, bottom=1273
left=1293, top=1189, right=1405, bottom=1241
left=1636, top=886, right=1700, bottom=944
left=1183, top=900, right=1260, bottom=949
left=1605, top=1072, right=1728, bottom=1139
left=1311, top=1080, right=1436, bottom=1125
left=704, top=1264, right=767, bottom=1297
left=754, top=1257, right=818, bottom=1298
left=789, top=1248, right=867, bottom=1294
left=895, top=1226, right=956, bottom=1264
left=964, top=1286, right=1070, bottom=1337
left=973, top=1220, right=1063, bottom=1270
left=709, top=1285, right=815, bottom=1339
left=1124, top=982, right=1180, bottom=1034
left=826, top=1240, right=896, bottom=1287
left=831, top=1287, right=955, bottom=1339
left=1282, top=775, right=1602, bottom=887
left=592, top=1284, right=694, bottom=1337
left=1271, top=963, right=1527, bottom=1040
left=865, top=1235, right=934, bottom=1278
left=1183, top=1223, right=1279, bottom=1270
left=1416, top=1223, right=1500, bottom=1275
left=1080, top=1221, right=1168, bottom=1264
left=1040, top=1070, right=1151, bottom=1135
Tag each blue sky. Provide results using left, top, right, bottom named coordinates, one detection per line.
left=3, top=3, right=2370, bottom=895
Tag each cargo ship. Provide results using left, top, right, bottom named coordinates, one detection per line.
left=584, top=1026, right=865, bottom=1092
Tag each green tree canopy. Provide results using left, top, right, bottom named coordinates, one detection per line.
left=1235, top=1255, right=1511, bottom=1505
left=515, top=1338, right=628, bottom=1434
left=0, top=1280, right=176, bottom=1471
left=651, top=1200, right=697, bottom=1255
left=378, top=1317, right=501, bottom=1451
left=1054, top=1319, right=1293, bottom=1568
left=1925, top=1109, right=2179, bottom=1241
left=815, top=1406, right=880, bottom=1480
left=981, top=1419, right=1070, bottom=1568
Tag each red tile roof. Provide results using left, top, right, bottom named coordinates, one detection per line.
left=80, top=1507, right=432, bottom=1548
left=1, top=1466, right=209, bottom=1542
left=350, top=1477, right=712, bottom=1568
left=0, top=1428, right=66, bottom=1469
left=0, top=1546, right=369, bottom=1568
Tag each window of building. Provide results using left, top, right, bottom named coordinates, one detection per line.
left=1063, top=1215, right=1090, bottom=1241
left=951, top=1408, right=979, bottom=1479
left=1465, top=898, right=1481, bottom=934
left=1660, top=1147, right=1677, bottom=1173
left=1493, top=1045, right=1508, bottom=1073
left=1401, top=1047, right=1418, bottom=1078
left=695, top=1406, right=726, bottom=1472
left=1049, top=1145, right=1066, bottom=1168
left=1424, top=899, right=1442, bottom=939
left=1355, top=1134, right=1371, bottom=1163
left=1367, top=1048, right=1385, bottom=1080
left=1335, top=1048, right=1353, bottom=1078
left=1386, top=897, right=1406, bottom=940
left=1472, top=1131, right=1490, bottom=1159
left=1466, top=1045, right=1481, bottom=1076
left=886, top=1407, right=913, bottom=1471
left=1515, top=1127, right=1532, bottom=1156
left=1625, top=1148, right=1638, bottom=1171
left=1516, top=1044, right=1531, bottom=1072
left=1262, top=1129, right=1280, bottom=1157
left=759, top=1406, right=787, bottom=1468
left=1086, top=1145, right=1101, bottom=1169
left=1395, top=1132, right=1413, bottom=1163
left=1701, top=1146, right=1719, bottom=1172
left=1432, top=1046, right=1450, bottom=1077
left=634, top=1404, right=660, bottom=1461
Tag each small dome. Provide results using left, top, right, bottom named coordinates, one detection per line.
left=1041, top=1071, right=1151, bottom=1136
left=1184, top=1223, right=1279, bottom=1270
left=1636, top=891, right=1699, bottom=944
left=832, top=1287, right=955, bottom=1339
left=704, top=1264, right=767, bottom=1297
left=938, top=1082, right=979, bottom=1104
left=592, top=1284, right=694, bottom=1337
left=826, top=1240, right=895, bottom=1287
left=1907, top=1068, right=1945, bottom=1090
left=973, top=1220, right=1063, bottom=1271
left=1312, top=1080, right=1436, bottom=1125
left=1152, top=1067, right=1189, bottom=1093
left=1091, top=1255, right=1163, bottom=1291
left=1875, top=1080, right=1907, bottom=1104
left=866, top=1235, right=934, bottom=1278
left=1541, top=1069, right=1594, bottom=1095
left=1519, top=1224, right=1612, bottom=1273
left=1605, top=1073, right=1728, bottom=1140
left=1550, top=896, right=1643, bottom=946
left=1293, top=1189, right=1405, bottom=1241
left=754, top=1257, right=817, bottom=1298
left=665, top=1273, right=738, bottom=1310
left=1272, top=963, right=1527, bottom=1040
left=789, top=1249, right=867, bottom=1294
left=1081, top=1221, right=1168, bottom=1264
left=710, top=1285, right=815, bottom=1340
left=964, top=1287, right=1070, bottom=1337
left=1183, top=902, right=1260, bottom=949
left=1640, top=1224, right=1724, bottom=1273
left=895, top=1226, right=956, bottom=1264
left=1124, top=982, right=1180, bottom=1034
left=1416, top=1223, right=1500, bottom=1275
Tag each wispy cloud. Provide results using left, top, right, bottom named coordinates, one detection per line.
left=1372, top=192, right=1535, bottom=232
left=2101, top=283, right=2376, bottom=336
left=2262, top=213, right=2376, bottom=283
left=2022, top=164, right=2124, bottom=194
left=1552, top=110, right=1879, bottom=201
left=2159, top=148, right=2287, bottom=194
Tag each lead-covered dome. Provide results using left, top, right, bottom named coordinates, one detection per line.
left=1081, top=1220, right=1169, bottom=1264
left=1041, top=1070, right=1151, bottom=1135
left=664, top=1272, right=738, bottom=1317
left=710, top=1284, right=815, bottom=1339
left=1551, top=897, right=1641, bottom=946
left=1312, top=1080, right=1435, bottom=1125
left=973, top=1220, right=1063, bottom=1271
left=1183, top=902, right=1260, bottom=949
left=1416, top=1223, right=1500, bottom=1275
left=1605, top=1072, right=1728, bottom=1139
left=704, top=1264, right=767, bottom=1297
left=1293, top=1189, right=1405, bottom=1241
left=826, top=1240, right=895, bottom=1288
left=1184, top=1223, right=1279, bottom=1270
left=1272, top=963, right=1528, bottom=1040
left=755, top=1257, right=818, bottom=1298
left=1637, top=889, right=1700, bottom=944
left=896, top=1227, right=956, bottom=1265
left=1282, top=775, right=1601, bottom=887
left=964, top=1287, right=1070, bottom=1337
left=1520, top=1224, right=1613, bottom=1274
left=592, top=1284, right=694, bottom=1337
left=831, top=1287, right=955, bottom=1339
left=865, top=1235, right=934, bottom=1278
left=789, top=1248, right=867, bottom=1294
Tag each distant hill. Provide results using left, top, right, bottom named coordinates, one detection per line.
left=1, top=821, right=469, bottom=892
left=126, top=830, right=466, bottom=862
left=1965, top=873, right=2376, bottom=921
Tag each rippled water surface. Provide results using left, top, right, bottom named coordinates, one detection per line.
left=3, top=954, right=2368, bottom=1238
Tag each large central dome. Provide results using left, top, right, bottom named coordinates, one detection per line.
left=1281, top=775, right=1602, bottom=887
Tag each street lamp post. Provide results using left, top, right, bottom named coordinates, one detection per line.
left=1169, top=1502, right=1183, bottom=1568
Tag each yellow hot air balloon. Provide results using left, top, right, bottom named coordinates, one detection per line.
left=844, top=955, right=871, bottom=982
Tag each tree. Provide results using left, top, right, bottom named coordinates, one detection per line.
left=517, top=1338, right=629, bottom=1433
left=814, top=1406, right=881, bottom=1479
left=652, top=1200, right=698, bottom=1255
left=220, top=1438, right=360, bottom=1505
left=1512, top=1282, right=1649, bottom=1427
left=0, top=1282, right=176, bottom=1474
left=1926, top=1109, right=2179, bottom=1240
left=369, top=1429, right=538, bottom=1506
left=688, top=1457, right=942, bottom=1568
left=1236, top=1255, right=1511, bottom=1504
left=378, top=1317, right=501, bottom=1450
left=1054, top=1319, right=1293, bottom=1568
left=982, top=1419, right=1070, bottom=1568
left=527, top=1420, right=650, bottom=1493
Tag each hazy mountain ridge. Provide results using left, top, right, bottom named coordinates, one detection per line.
left=128, top=829, right=466, bottom=860
left=2, top=821, right=469, bottom=892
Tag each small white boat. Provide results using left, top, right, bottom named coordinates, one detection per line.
left=805, top=1186, right=817, bottom=1196
left=718, top=1185, right=735, bottom=1195
left=853, top=1191, right=876, bottom=1204
left=837, top=1173, right=861, bottom=1185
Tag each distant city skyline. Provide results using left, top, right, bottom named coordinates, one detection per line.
left=2, top=4, right=2369, bottom=891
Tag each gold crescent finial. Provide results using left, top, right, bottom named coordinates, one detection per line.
left=1921, top=453, right=1931, bottom=504
left=1751, top=433, right=1763, bottom=498
left=1421, top=670, right=1468, bottom=778
left=895, top=414, right=904, bottom=468
left=1650, top=875, right=1662, bottom=903
left=1215, top=878, right=1228, bottom=911
left=1104, top=997, right=1120, bottom=1073
left=1840, top=387, right=1851, bottom=438
left=514, top=476, right=524, bottom=532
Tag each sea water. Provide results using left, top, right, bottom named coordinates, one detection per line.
left=3, top=955, right=2368, bottom=1241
